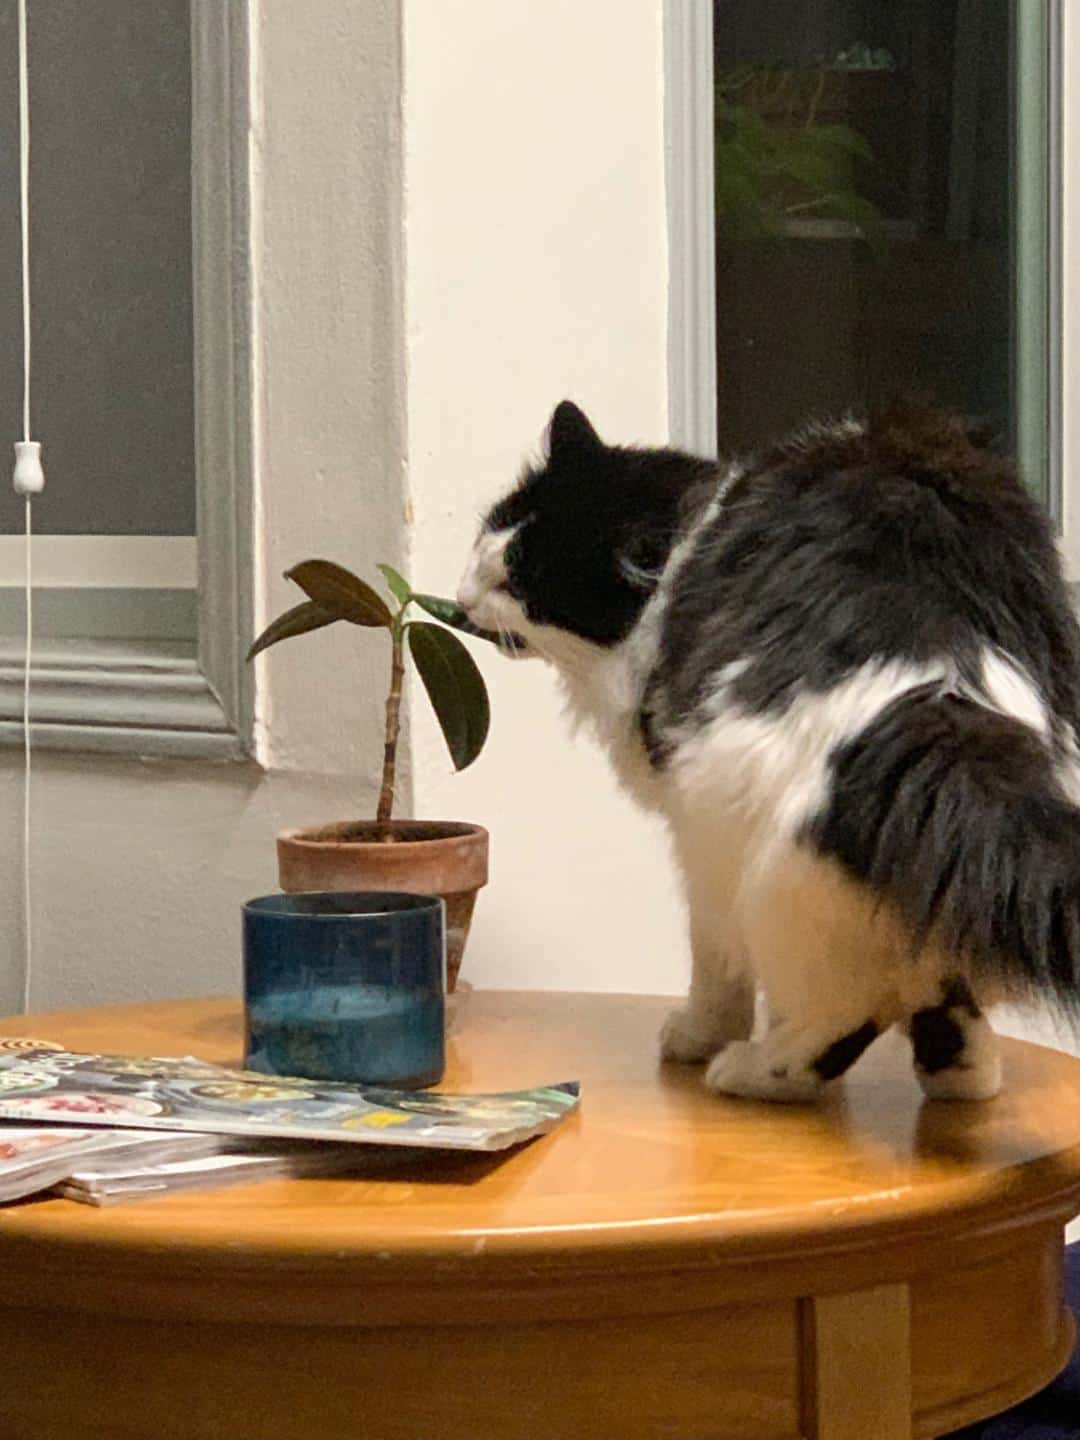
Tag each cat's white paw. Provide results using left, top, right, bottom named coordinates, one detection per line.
left=660, top=1006, right=718, bottom=1063
left=917, top=1048, right=1002, bottom=1102
left=918, top=1064, right=1001, bottom=1101
left=915, top=1007, right=1002, bottom=1101
left=704, top=1041, right=823, bottom=1103
left=660, top=989, right=756, bottom=1064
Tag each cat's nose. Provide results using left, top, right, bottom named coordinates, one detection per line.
left=456, top=571, right=481, bottom=613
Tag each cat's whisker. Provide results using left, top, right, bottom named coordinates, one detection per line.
left=497, top=623, right=522, bottom=657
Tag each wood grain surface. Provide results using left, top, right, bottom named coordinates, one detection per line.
left=0, top=991, right=1078, bottom=1439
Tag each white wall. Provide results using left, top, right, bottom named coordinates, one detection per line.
left=252, top=0, right=407, bottom=783
left=404, top=0, right=687, bottom=994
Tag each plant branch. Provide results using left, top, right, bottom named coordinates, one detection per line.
left=804, top=66, right=827, bottom=129
left=782, top=192, right=842, bottom=217
left=376, top=615, right=407, bottom=828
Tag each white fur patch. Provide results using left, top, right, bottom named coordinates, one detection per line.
left=976, top=648, right=1050, bottom=741
left=704, top=1040, right=826, bottom=1102
left=671, top=645, right=1052, bottom=853
left=456, top=529, right=510, bottom=616
left=660, top=988, right=754, bottom=1062
left=672, top=658, right=950, bottom=845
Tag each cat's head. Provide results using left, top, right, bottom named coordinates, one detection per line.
left=458, top=400, right=712, bottom=662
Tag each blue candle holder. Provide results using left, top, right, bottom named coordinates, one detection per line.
left=242, top=892, right=446, bottom=1088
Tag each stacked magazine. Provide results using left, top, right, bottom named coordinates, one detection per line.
left=0, top=1039, right=580, bottom=1206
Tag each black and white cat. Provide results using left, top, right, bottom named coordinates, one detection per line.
left=458, top=399, right=1080, bottom=1102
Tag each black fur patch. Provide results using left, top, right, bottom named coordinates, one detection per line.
left=811, top=1020, right=879, bottom=1081
left=637, top=703, right=670, bottom=767
left=940, top=976, right=981, bottom=1018
left=807, top=685, right=1080, bottom=1012
left=646, top=405, right=1080, bottom=744
left=910, top=1008, right=966, bottom=1074
left=910, top=978, right=980, bottom=1075
left=483, top=401, right=715, bottom=648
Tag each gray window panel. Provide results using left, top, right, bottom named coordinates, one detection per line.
left=0, top=588, right=196, bottom=642
left=0, top=0, right=195, bottom=537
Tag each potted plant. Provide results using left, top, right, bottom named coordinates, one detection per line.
left=248, top=559, right=502, bottom=992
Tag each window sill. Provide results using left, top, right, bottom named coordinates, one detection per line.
left=0, top=638, right=249, bottom=761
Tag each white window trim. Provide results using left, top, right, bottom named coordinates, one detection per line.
left=1060, top=0, right=1080, bottom=581
left=0, top=1, right=253, bottom=760
left=665, top=0, right=717, bottom=459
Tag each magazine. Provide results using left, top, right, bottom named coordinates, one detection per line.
left=0, top=1126, right=228, bottom=1203
left=0, top=1043, right=580, bottom=1153
left=0, top=1125, right=430, bottom=1206
left=56, top=1140, right=417, bottom=1206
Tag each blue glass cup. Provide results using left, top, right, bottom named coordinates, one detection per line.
left=242, top=892, right=446, bottom=1088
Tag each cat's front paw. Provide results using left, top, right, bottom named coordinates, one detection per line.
left=660, top=1006, right=719, bottom=1064
left=704, top=1041, right=823, bottom=1103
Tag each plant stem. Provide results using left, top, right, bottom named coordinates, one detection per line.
left=377, top=618, right=406, bottom=828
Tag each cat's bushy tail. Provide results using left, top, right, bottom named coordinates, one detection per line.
left=810, top=684, right=1080, bottom=1012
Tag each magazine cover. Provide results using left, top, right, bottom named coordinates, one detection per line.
left=0, top=1044, right=580, bottom=1152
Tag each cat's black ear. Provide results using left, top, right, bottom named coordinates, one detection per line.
left=546, top=400, right=602, bottom=462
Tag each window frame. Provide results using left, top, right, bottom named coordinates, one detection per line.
left=1060, top=0, right=1080, bottom=581
left=665, top=0, right=718, bottom=460
left=0, top=0, right=253, bottom=760
left=668, top=0, right=1070, bottom=555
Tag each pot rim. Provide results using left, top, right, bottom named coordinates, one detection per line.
left=279, top=820, right=489, bottom=849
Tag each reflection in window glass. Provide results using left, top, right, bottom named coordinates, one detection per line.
left=713, top=0, right=1057, bottom=507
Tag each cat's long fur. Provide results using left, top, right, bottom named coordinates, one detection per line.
left=458, top=400, right=1080, bottom=1101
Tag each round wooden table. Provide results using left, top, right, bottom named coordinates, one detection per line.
left=1, top=992, right=1080, bottom=1440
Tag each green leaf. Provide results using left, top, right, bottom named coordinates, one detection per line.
left=412, top=593, right=501, bottom=645
left=810, top=123, right=874, bottom=164
left=411, top=593, right=465, bottom=626
left=376, top=563, right=412, bottom=606
left=286, top=559, right=393, bottom=627
left=407, top=621, right=491, bottom=771
left=246, top=601, right=338, bottom=662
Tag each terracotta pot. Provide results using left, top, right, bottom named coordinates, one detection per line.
left=276, top=821, right=489, bottom=993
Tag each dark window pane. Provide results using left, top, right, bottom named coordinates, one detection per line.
left=0, top=0, right=194, bottom=536
left=713, top=0, right=1055, bottom=504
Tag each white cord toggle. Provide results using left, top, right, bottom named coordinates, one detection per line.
left=13, top=440, right=44, bottom=495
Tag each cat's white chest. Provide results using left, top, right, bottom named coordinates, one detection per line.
left=556, top=655, right=667, bottom=812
